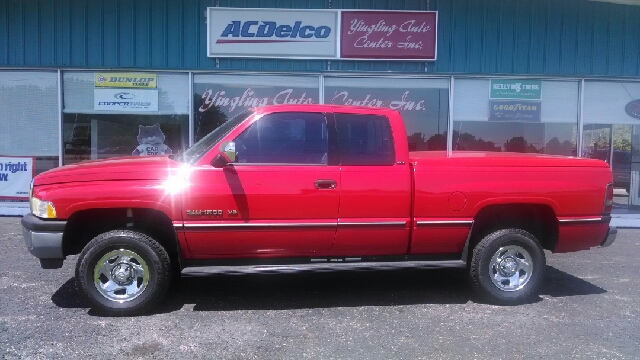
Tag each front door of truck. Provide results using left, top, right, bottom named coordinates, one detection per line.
left=332, top=112, right=412, bottom=256
left=182, top=111, right=340, bottom=257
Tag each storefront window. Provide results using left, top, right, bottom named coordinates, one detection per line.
left=452, top=78, right=578, bottom=156
left=583, top=81, right=640, bottom=210
left=62, top=72, right=189, bottom=165
left=324, top=76, right=449, bottom=151
left=0, top=71, right=59, bottom=204
left=193, top=74, right=320, bottom=142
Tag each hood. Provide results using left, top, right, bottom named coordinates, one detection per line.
left=34, top=156, right=184, bottom=186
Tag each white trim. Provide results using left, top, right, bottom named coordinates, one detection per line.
left=319, top=74, right=325, bottom=104
left=189, top=71, right=194, bottom=147
left=337, top=221, right=406, bottom=227
left=416, top=220, right=474, bottom=226
left=578, top=78, right=585, bottom=157
left=558, top=217, right=603, bottom=223
left=433, top=11, right=439, bottom=62
left=180, top=222, right=337, bottom=229
left=57, top=69, right=63, bottom=167
left=336, top=10, right=342, bottom=59
left=447, top=76, right=454, bottom=154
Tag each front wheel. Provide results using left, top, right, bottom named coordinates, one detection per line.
left=75, top=230, right=172, bottom=316
left=469, top=229, right=545, bottom=305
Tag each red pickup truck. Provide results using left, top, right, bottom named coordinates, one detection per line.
left=22, top=104, right=616, bottom=315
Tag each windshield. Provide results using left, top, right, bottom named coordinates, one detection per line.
left=178, top=110, right=254, bottom=164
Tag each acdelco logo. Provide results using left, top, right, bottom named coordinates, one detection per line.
left=217, top=21, right=331, bottom=43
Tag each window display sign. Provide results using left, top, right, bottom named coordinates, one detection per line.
left=489, top=100, right=542, bottom=122
left=207, top=8, right=339, bottom=59
left=340, top=11, right=437, bottom=60
left=0, top=157, right=34, bottom=200
left=94, top=73, right=157, bottom=88
left=132, top=124, right=173, bottom=156
left=94, top=89, right=159, bottom=112
left=490, top=80, right=542, bottom=100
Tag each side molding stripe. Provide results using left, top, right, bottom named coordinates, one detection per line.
left=558, top=217, right=603, bottom=224
left=416, top=220, right=474, bottom=226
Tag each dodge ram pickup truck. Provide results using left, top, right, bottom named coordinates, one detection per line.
left=22, top=104, right=617, bottom=315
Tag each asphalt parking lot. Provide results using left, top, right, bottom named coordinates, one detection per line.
left=1, top=216, right=639, bottom=359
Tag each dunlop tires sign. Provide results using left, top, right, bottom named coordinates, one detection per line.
left=95, top=73, right=157, bottom=88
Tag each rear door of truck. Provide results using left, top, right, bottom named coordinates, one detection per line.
left=331, top=110, right=412, bottom=256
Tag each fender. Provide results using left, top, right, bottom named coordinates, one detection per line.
left=471, top=196, right=561, bottom=217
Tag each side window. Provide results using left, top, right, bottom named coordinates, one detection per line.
left=335, top=114, right=395, bottom=166
left=234, top=112, right=328, bottom=165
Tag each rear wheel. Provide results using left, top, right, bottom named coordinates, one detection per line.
left=75, top=230, right=171, bottom=316
left=469, top=228, right=545, bottom=305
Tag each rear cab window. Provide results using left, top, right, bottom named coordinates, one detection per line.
left=334, top=113, right=395, bottom=166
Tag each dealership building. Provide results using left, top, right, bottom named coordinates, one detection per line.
left=1, top=0, right=640, bottom=224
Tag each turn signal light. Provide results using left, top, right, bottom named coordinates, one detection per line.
left=30, top=196, right=57, bottom=219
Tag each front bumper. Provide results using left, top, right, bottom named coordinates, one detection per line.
left=21, top=213, right=67, bottom=269
left=600, top=227, right=617, bottom=247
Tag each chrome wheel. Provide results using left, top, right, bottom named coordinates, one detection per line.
left=93, top=249, right=149, bottom=302
left=489, top=245, right=533, bottom=292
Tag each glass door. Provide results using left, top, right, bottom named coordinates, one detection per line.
left=583, top=81, right=640, bottom=213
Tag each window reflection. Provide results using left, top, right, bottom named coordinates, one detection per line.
left=452, top=122, right=576, bottom=155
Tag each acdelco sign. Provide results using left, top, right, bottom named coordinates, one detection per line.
left=218, top=21, right=331, bottom=41
left=207, top=8, right=338, bottom=58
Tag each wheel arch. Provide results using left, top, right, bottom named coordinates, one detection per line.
left=462, top=203, right=559, bottom=264
left=62, top=207, right=183, bottom=270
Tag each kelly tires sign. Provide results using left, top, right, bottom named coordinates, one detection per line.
left=207, top=7, right=437, bottom=60
left=0, top=157, right=34, bottom=200
left=490, top=80, right=542, bottom=100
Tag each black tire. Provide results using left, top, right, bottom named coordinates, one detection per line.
left=469, top=228, right=545, bottom=305
left=75, top=230, right=172, bottom=316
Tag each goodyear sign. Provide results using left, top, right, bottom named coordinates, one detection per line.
left=489, top=100, right=542, bottom=122
left=207, top=8, right=338, bottom=58
left=95, top=73, right=157, bottom=88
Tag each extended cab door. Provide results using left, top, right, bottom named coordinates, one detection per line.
left=331, top=111, right=412, bottom=256
left=182, top=111, right=340, bottom=258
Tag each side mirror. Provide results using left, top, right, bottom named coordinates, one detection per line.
left=212, top=141, right=236, bottom=168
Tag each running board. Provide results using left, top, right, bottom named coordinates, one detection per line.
left=181, top=260, right=467, bottom=276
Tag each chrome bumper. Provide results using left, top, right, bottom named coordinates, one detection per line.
left=600, top=227, right=617, bottom=247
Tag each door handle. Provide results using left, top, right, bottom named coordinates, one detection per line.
left=314, top=179, right=337, bottom=190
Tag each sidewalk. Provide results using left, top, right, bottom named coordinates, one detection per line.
left=611, top=213, right=640, bottom=228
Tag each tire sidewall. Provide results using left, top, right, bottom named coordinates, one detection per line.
left=473, top=230, right=545, bottom=304
left=77, top=231, right=167, bottom=315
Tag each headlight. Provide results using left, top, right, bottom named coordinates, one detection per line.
left=30, top=196, right=57, bottom=219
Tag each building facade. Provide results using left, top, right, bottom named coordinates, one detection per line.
left=1, top=0, right=640, bottom=218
